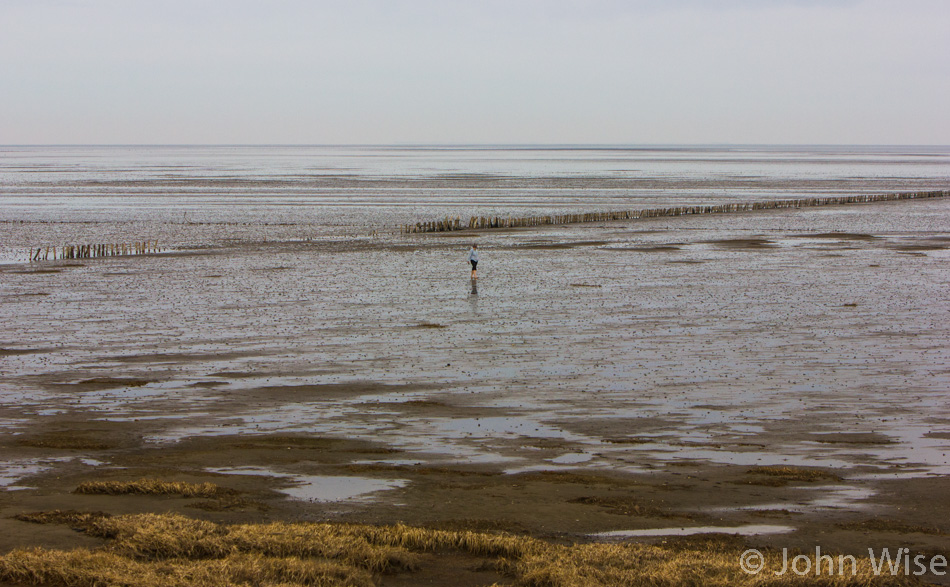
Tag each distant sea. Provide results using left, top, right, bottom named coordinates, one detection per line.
left=2, top=145, right=948, bottom=228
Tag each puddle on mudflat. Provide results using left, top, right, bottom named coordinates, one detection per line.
left=503, top=464, right=584, bottom=475
left=725, top=485, right=875, bottom=515
left=0, top=464, right=45, bottom=490
left=592, top=524, right=795, bottom=538
left=354, top=393, right=444, bottom=404
left=0, top=458, right=74, bottom=490
left=863, top=423, right=950, bottom=476
left=479, top=398, right=554, bottom=411
left=845, top=471, right=927, bottom=481
left=208, top=467, right=407, bottom=502
left=144, top=403, right=353, bottom=443
left=35, top=409, right=69, bottom=416
left=281, top=476, right=407, bottom=502
left=102, top=413, right=213, bottom=423
left=619, top=444, right=861, bottom=470
left=350, top=459, right=427, bottom=467
left=548, top=452, right=594, bottom=464
left=426, top=416, right=579, bottom=439
left=793, top=485, right=875, bottom=510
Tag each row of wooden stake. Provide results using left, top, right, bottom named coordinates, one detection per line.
left=401, top=190, right=950, bottom=234
left=29, top=241, right=162, bottom=262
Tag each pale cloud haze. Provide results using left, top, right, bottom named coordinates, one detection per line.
left=1, top=0, right=947, bottom=144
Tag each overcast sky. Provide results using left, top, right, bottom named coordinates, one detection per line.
left=1, top=0, right=948, bottom=145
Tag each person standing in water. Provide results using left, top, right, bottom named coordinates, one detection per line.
left=468, top=244, right=479, bottom=279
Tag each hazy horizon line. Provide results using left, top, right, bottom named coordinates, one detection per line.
left=4, top=143, right=950, bottom=149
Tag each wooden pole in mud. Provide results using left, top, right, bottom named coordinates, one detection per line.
left=399, top=189, right=950, bottom=234
left=28, top=241, right=163, bottom=262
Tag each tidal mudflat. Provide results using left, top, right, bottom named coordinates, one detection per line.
left=2, top=146, right=950, bottom=585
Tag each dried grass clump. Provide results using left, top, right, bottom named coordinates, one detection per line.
left=15, top=435, right=118, bottom=450
left=837, top=518, right=946, bottom=536
left=84, top=514, right=418, bottom=573
left=745, top=466, right=842, bottom=483
left=225, top=521, right=419, bottom=572
left=14, top=510, right=110, bottom=529
left=567, top=496, right=688, bottom=519
left=510, top=542, right=917, bottom=587
left=0, top=548, right=374, bottom=587
left=354, top=523, right=543, bottom=559
left=518, top=471, right=631, bottom=486
left=0, top=512, right=920, bottom=587
left=189, top=496, right=269, bottom=512
left=74, top=478, right=236, bottom=498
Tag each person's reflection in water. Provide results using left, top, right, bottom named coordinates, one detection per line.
left=469, top=278, right=479, bottom=313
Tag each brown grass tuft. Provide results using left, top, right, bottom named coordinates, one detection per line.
left=13, top=510, right=111, bottom=529
left=745, top=466, right=842, bottom=483
left=15, top=435, right=118, bottom=450
left=600, top=437, right=652, bottom=445
left=837, top=518, right=946, bottom=536
left=188, top=496, right=269, bottom=512
left=0, top=548, right=375, bottom=587
left=78, top=514, right=419, bottom=572
left=511, top=542, right=918, bottom=587
left=568, top=496, right=691, bottom=519
left=74, top=478, right=237, bottom=498
left=0, top=512, right=921, bottom=587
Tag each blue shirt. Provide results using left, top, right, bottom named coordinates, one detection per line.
left=469, top=248, right=479, bottom=262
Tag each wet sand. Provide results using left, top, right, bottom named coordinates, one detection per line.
left=2, top=197, right=950, bottom=583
